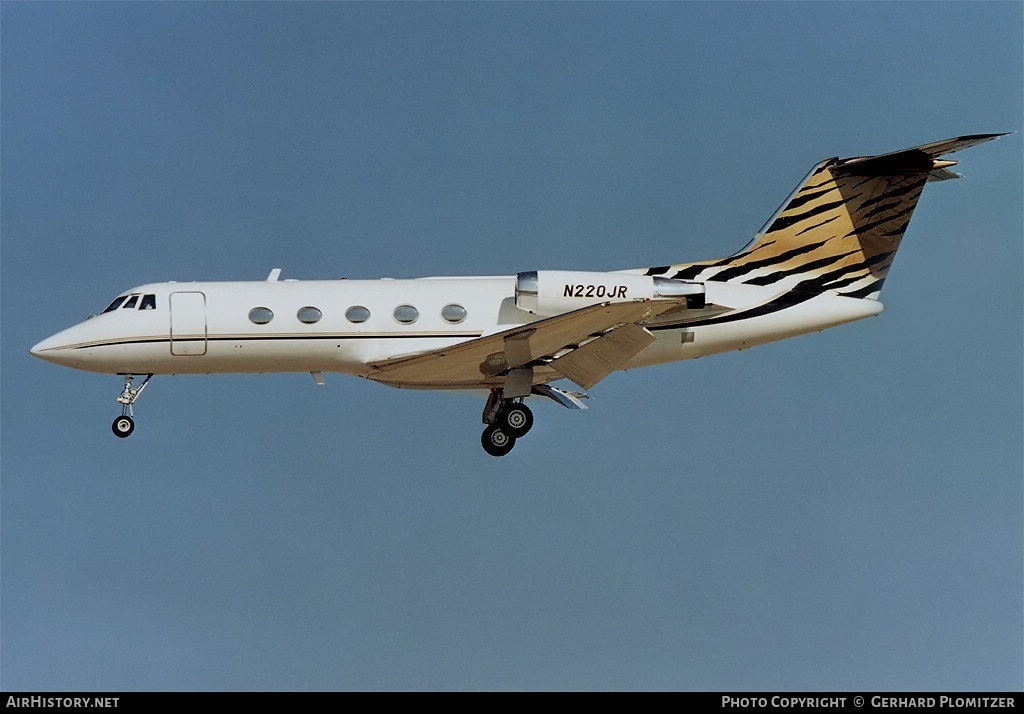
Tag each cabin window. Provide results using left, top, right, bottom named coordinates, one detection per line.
left=297, top=306, right=322, bottom=324
left=122, top=295, right=139, bottom=309
left=393, top=305, right=419, bottom=324
left=139, top=294, right=157, bottom=310
left=345, top=306, right=370, bottom=323
left=103, top=296, right=128, bottom=313
left=248, top=307, right=274, bottom=325
left=441, top=304, right=467, bottom=324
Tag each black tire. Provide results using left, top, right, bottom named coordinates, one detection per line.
left=499, top=403, right=534, bottom=438
left=481, top=424, right=516, bottom=457
left=112, top=415, right=135, bottom=438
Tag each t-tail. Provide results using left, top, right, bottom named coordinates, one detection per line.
left=644, top=134, right=1006, bottom=299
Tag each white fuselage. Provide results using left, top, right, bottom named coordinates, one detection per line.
left=27, top=134, right=997, bottom=452
left=30, top=275, right=883, bottom=386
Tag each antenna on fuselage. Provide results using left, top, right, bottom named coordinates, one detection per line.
left=266, top=268, right=282, bottom=282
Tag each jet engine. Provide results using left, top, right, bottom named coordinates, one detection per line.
left=515, top=270, right=704, bottom=317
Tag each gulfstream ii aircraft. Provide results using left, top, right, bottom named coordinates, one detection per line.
left=31, top=134, right=1003, bottom=455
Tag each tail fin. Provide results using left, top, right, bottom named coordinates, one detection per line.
left=645, top=134, right=1005, bottom=299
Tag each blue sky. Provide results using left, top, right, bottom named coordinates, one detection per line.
left=2, top=2, right=1021, bottom=691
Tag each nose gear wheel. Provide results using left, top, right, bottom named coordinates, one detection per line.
left=112, top=415, right=135, bottom=438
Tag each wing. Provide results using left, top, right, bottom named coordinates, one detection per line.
left=365, top=299, right=687, bottom=390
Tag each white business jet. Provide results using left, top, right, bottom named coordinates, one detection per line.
left=31, top=134, right=1003, bottom=455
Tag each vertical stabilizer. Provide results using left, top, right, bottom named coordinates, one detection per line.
left=643, top=134, right=1005, bottom=299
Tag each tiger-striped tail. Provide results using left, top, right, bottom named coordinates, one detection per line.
left=644, top=133, right=1006, bottom=300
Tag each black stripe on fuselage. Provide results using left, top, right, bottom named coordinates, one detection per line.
left=668, top=239, right=781, bottom=280
left=742, top=249, right=859, bottom=286
left=649, top=273, right=883, bottom=331
left=840, top=281, right=885, bottom=300
left=648, top=288, right=820, bottom=330
left=69, top=332, right=484, bottom=350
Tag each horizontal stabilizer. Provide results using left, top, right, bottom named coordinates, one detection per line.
left=835, top=133, right=1007, bottom=177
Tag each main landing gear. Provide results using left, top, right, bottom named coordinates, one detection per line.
left=480, top=389, right=534, bottom=457
left=112, top=374, right=152, bottom=438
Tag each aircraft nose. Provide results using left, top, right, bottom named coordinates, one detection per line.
left=30, top=330, right=81, bottom=368
left=30, top=334, right=58, bottom=358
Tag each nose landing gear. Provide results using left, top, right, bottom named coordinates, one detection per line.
left=480, top=389, right=535, bottom=457
left=112, top=374, right=152, bottom=438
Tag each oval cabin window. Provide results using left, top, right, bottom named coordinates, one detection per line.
left=297, top=306, right=322, bottom=324
left=393, top=305, right=419, bottom=324
left=248, top=307, right=274, bottom=325
left=345, top=306, right=370, bottom=323
left=441, top=304, right=467, bottom=323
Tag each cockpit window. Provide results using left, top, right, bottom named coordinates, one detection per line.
left=139, top=294, right=156, bottom=310
left=122, top=295, right=140, bottom=309
left=102, top=296, right=128, bottom=313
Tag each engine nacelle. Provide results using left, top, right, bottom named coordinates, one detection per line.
left=515, top=270, right=704, bottom=316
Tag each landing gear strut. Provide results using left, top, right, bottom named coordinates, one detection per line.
left=480, top=389, right=534, bottom=457
left=112, top=374, right=152, bottom=438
